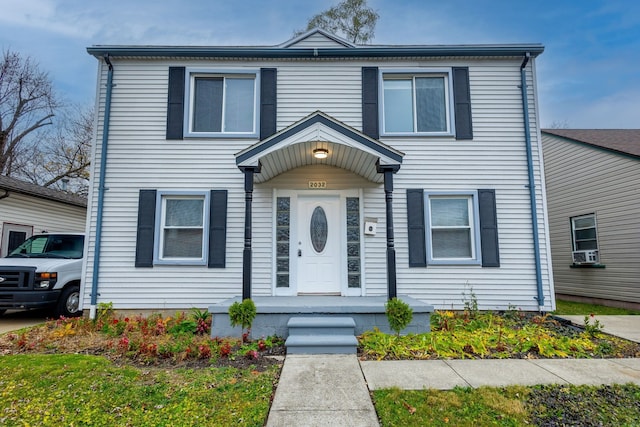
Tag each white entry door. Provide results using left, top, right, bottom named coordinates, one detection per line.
left=296, top=195, right=341, bottom=294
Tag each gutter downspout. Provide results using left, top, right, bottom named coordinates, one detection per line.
left=520, top=52, right=545, bottom=311
left=89, top=54, right=114, bottom=319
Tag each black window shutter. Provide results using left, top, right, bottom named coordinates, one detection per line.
left=452, top=67, right=473, bottom=140
left=166, top=67, right=185, bottom=140
left=406, top=189, right=427, bottom=267
left=362, top=67, right=379, bottom=139
left=260, top=68, right=277, bottom=140
left=478, top=189, right=500, bottom=267
left=208, top=190, right=228, bottom=268
left=135, top=190, right=157, bottom=267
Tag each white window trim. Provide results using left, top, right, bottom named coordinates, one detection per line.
left=379, top=68, right=455, bottom=137
left=425, top=191, right=481, bottom=265
left=154, top=190, right=210, bottom=265
left=570, top=213, right=599, bottom=252
left=183, top=68, right=260, bottom=138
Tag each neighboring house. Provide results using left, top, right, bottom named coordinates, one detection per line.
left=0, top=175, right=87, bottom=257
left=541, top=129, right=640, bottom=310
left=83, top=29, right=554, bottom=328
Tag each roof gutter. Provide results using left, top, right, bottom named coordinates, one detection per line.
left=89, top=54, right=114, bottom=320
left=87, top=44, right=544, bottom=59
left=520, top=52, right=545, bottom=311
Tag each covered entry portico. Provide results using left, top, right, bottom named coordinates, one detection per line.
left=235, top=111, right=404, bottom=299
left=211, top=112, right=435, bottom=344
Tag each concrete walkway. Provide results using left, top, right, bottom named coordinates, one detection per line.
left=266, top=355, right=379, bottom=427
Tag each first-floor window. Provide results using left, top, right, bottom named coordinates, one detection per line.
left=426, top=192, right=481, bottom=264
left=571, top=214, right=598, bottom=251
left=157, top=192, right=208, bottom=264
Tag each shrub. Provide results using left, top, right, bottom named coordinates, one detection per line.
left=190, top=308, right=211, bottom=335
left=385, top=297, right=413, bottom=335
left=229, top=299, right=257, bottom=336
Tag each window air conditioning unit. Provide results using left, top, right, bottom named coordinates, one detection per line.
left=572, top=250, right=599, bottom=264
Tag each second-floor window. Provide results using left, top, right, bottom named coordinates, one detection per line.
left=187, top=71, right=258, bottom=137
left=382, top=71, right=452, bottom=135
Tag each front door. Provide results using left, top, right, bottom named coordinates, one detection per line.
left=296, top=195, right=341, bottom=294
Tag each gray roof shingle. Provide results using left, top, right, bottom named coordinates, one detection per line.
left=542, top=129, right=640, bottom=158
left=0, top=175, right=87, bottom=208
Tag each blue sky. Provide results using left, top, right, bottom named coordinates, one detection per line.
left=1, top=0, right=638, bottom=128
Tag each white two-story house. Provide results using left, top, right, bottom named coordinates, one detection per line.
left=84, top=29, right=554, bottom=336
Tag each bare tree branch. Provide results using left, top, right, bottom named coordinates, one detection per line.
left=0, top=49, right=59, bottom=175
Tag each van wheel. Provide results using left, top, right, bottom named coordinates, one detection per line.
left=55, top=286, right=81, bottom=318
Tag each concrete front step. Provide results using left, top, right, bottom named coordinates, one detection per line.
left=285, top=334, right=359, bottom=354
left=287, top=316, right=356, bottom=336
left=285, top=316, right=358, bottom=354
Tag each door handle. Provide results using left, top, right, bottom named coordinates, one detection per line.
left=298, top=249, right=302, bottom=257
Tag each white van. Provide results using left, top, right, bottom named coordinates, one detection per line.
left=0, top=233, right=84, bottom=317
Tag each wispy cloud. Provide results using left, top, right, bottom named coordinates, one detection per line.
left=0, top=0, right=638, bottom=128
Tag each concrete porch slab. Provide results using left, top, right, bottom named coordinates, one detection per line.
left=210, top=295, right=434, bottom=338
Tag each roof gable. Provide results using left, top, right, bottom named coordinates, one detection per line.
left=542, top=129, right=640, bottom=159
left=236, top=111, right=403, bottom=183
left=279, top=29, right=355, bottom=49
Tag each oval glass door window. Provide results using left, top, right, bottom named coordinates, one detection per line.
left=310, top=206, right=328, bottom=253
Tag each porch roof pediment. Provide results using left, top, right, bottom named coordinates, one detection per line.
left=235, top=111, right=404, bottom=183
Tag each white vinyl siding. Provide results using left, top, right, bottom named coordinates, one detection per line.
left=542, top=133, right=640, bottom=305
left=277, top=64, right=362, bottom=129
left=84, top=55, right=553, bottom=312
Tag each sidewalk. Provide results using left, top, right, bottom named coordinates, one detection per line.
left=361, top=358, right=640, bottom=390
left=267, top=315, right=640, bottom=426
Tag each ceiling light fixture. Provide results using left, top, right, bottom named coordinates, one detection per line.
left=313, top=148, right=329, bottom=159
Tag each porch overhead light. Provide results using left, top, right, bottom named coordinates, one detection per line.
left=313, top=148, right=329, bottom=159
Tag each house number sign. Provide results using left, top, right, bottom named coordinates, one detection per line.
left=308, top=181, right=327, bottom=189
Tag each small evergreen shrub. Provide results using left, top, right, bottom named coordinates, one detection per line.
left=229, top=299, right=257, bottom=335
left=385, top=297, right=413, bottom=335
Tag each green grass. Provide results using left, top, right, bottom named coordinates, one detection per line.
left=373, top=384, right=640, bottom=426
left=0, top=354, right=279, bottom=426
left=554, top=299, right=640, bottom=315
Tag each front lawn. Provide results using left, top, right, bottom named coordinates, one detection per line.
left=554, top=299, right=640, bottom=315
left=0, top=307, right=284, bottom=426
left=373, top=384, right=640, bottom=427
left=3, top=304, right=640, bottom=426
left=0, top=354, right=278, bottom=426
